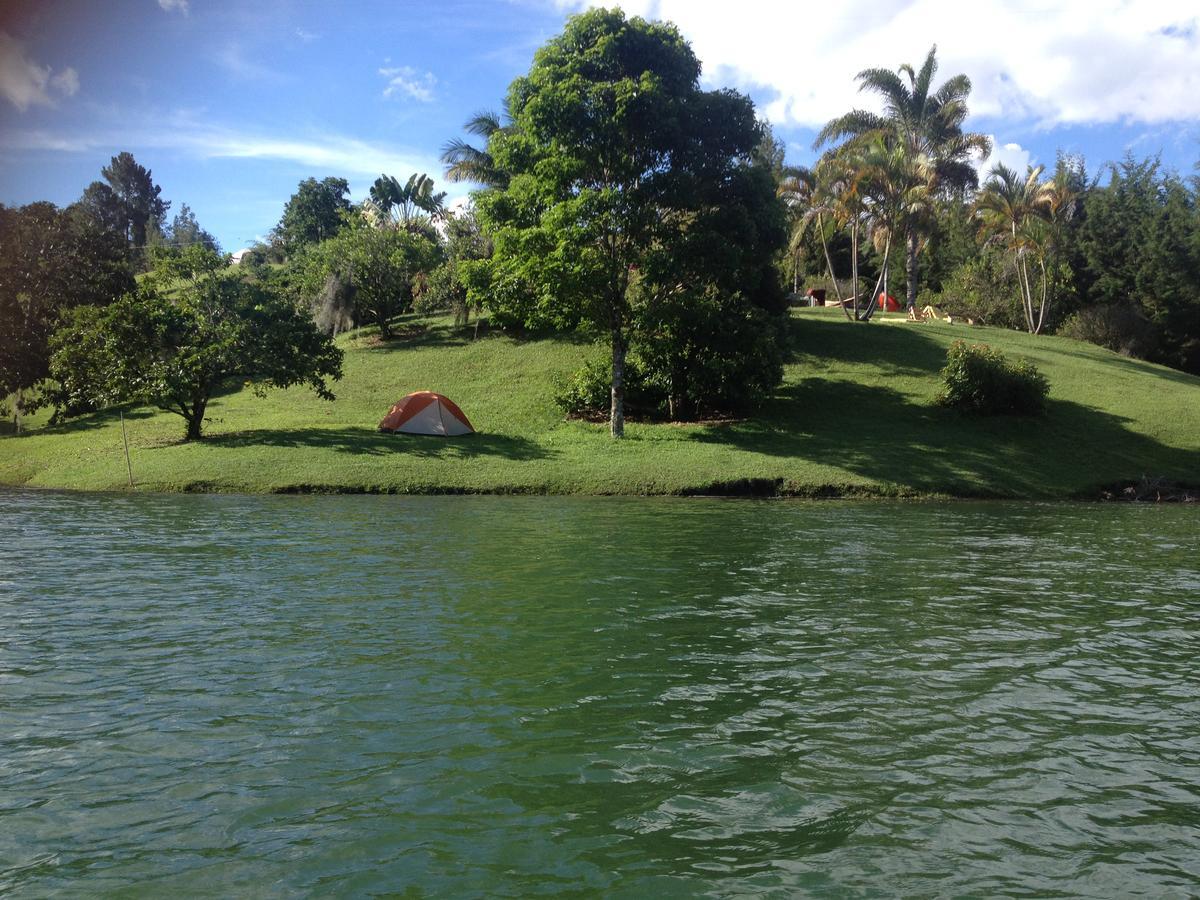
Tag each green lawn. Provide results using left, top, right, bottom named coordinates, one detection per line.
left=3, top=308, right=1198, bottom=497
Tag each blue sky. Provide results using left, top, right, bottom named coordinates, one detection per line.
left=2, top=0, right=1198, bottom=252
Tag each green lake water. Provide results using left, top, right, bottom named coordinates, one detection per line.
left=2, top=490, right=1198, bottom=896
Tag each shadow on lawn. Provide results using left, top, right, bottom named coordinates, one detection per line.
left=8, top=405, right=158, bottom=437
left=206, top=426, right=554, bottom=461
left=789, top=315, right=950, bottom=378
left=692, top=376, right=1200, bottom=497
left=359, top=319, right=597, bottom=353
left=1039, top=343, right=1200, bottom=388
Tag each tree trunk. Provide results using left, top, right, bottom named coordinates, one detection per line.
left=859, top=235, right=890, bottom=322
left=850, top=221, right=859, bottom=322
left=817, top=214, right=843, bottom=303
left=905, top=224, right=918, bottom=310
left=609, top=324, right=627, bottom=439
left=185, top=398, right=207, bottom=441
left=13, top=388, right=22, bottom=435
left=1033, top=257, right=1048, bottom=334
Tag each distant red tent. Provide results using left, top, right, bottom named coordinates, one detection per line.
left=378, top=392, right=475, bottom=436
left=878, top=293, right=902, bottom=312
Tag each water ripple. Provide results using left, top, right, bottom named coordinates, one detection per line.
left=1, top=491, right=1198, bottom=896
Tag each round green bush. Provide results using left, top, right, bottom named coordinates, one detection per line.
left=935, top=340, right=1049, bottom=416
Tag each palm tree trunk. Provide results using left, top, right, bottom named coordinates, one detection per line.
left=817, top=214, right=844, bottom=305
left=1033, top=257, right=1048, bottom=334
left=905, top=223, right=918, bottom=310
left=610, top=323, right=627, bottom=439
left=850, top=221, right=859, bottom=322
left=860, top=234, right=891, bottom=322
left=1017, top=253, right=1035, bottom=333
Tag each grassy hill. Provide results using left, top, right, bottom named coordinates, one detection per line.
left=2, top=308, right=1198, bottom=498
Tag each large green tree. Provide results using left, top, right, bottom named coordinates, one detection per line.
left=1074, top=157, right=1200, bottom=371
left=474, top=8, right=786, bottom=436
left=817, top=46, right=990, bottom=309
left=276, top=177, right=352, bottom=251
left=0, top=202, right=134, bottom=428
left=50, top=271, right=343, bottom=440
left=78, top=151, right=170, bottom=249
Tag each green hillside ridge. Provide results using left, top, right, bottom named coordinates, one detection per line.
left=2, top=308, right=1198, bottom=498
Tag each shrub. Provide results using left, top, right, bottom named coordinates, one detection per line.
left=553, top=352, right=664, bottom=419
left=919, top=249, right=1023, bottom=328
left=1058, top=304, right=1159, bottom=359
left=935, top=340, right=1049, bottom=416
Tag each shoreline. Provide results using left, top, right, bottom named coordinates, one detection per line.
left=4, top=476, right=1196, bottom=502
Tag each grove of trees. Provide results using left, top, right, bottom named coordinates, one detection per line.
left=4, top=10, right=1200, bottom=444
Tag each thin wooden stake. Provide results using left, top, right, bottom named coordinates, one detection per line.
left=120, top=410, right=134, bottom=488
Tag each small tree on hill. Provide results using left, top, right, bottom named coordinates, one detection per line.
left=49, top=271, right=343, bottom=440
left=300, top=219, right=441, bottom=340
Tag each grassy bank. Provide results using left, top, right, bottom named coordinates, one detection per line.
left=2, top=309, right=1198, bottom=497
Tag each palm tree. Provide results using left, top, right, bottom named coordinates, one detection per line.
left=364, top=173, right=446, bottom=232
left=854, top=133, right=934, bottom=321
left=816, top=45, right=991, bottom=309
left=441, top=109, right=510, bottom=188
left=777, top=164, right=816, bottom=296
left=976, top=162, right=1068, bottom=334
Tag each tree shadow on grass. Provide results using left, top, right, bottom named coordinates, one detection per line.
left=9, top=405, right=158, bottom=437
left=790, top=316, right=950, bottom=378
left=205, top=426, right=555, bottom=461
left=359, top=319, right=598, bottom=354
left=1039, top=343, right=1200, bottom=388
left=690, top=377, right=1200, bottom=497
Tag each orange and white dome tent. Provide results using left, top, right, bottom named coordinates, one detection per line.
left=378, top=392, right=475, bottom=436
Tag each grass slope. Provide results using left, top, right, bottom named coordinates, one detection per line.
left=2, top=309, right=1198, bottom=497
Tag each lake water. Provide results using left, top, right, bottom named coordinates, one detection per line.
left=2, top=490, right=1198, bottom=896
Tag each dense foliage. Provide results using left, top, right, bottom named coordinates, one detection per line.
left=275, top=177, right=352, bottom=252
left=294, top=217, right=441, bottom=340
left=77, top=152, right=170, bottom=251
left=935, top=341, right=1048, bottom=416
left=0, top=201, right=135, bottom=423
left=49, top=269, right=343, bottom=440
left=470, top=8, right=787, bottom=434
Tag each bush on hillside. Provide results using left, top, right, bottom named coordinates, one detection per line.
left=553, top=353, right=665, bottom=420
left=1058, top=304, right=1159, bottom=360
left=918, top=249, right=1023, bottom=328
left=935, top=340, right=1049, bottom=416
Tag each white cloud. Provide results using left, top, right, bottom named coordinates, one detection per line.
left=0, top=32, right=80, bottom=111
left=157, top=0, right=190, bottom=14
left=51, top=67, right=79, bottom=98
left=379, top=66, right=436, bottom=102
left=0, top=117, right=459, bottom=198
left=549, top=0, right=1200, bottom=128
left=295, top=28, right=319, bottom=43
left=214, top=43, right=287, bottom=83
left=976, top=138, right=1034, bottom=178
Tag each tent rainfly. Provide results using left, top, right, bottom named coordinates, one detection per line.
left=378, top=391, right=475, bottom=436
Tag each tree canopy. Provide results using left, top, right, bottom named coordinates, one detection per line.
left=276, top=177, right=352, bottom=251
left=472, top=8, right=787, bottom=435
left=0, top=201, right=134, bottom=424
left=50, top=268, right=343, bottom=440
left=78, top=151, right=170, bottom=250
